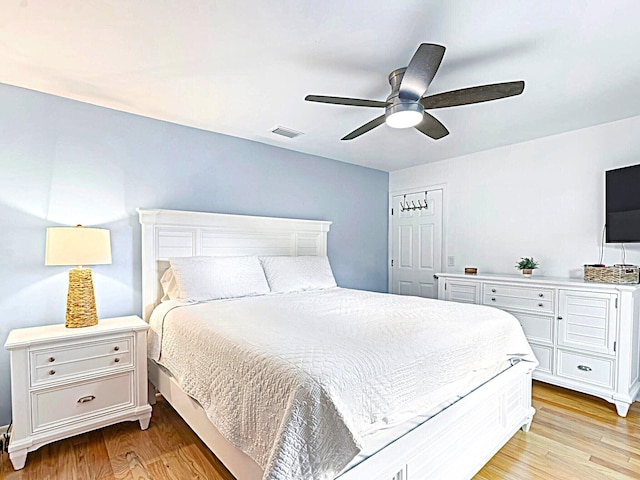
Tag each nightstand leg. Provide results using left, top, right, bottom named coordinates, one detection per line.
left=9, top=449, right=28, bottom=470
left=139, top=413, right=151, bottom=430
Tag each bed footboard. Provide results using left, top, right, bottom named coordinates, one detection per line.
left=149, top=358, right=533, bottom=480
left=337, top=361, right=535, bottom=480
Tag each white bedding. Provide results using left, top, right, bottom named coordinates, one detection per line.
left=149, top=288, right=535, bottom=480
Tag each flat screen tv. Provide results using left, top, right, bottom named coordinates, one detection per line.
left=606, top=164, right=640, bottom=243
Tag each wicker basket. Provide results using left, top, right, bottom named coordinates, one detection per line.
left=583, top=265, right=640, bottom=284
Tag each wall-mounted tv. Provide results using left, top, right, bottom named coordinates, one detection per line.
left=606, top=164, right=640, bottom=243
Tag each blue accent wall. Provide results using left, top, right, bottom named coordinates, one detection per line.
left=0, top=83, right=389, bottom=425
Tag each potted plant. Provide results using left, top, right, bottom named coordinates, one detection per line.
left=516, top=257, right=539, bottom=276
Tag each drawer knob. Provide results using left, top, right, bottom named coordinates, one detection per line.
left=77, top=395, right=96, bottom=404
left=491, top=297, right=496, bottom=302
left=114, top=346, right=120, bottom=351
left=577, top=365, right=592, bottom=372
left=538, top=293, right=544, bottom=298
left=558, top=316, right=563, bottom=320
left=48, top=357, right=55, bottom=363
left=48, top=369, right=55, bottom=376
left=114, top=358, right=120, bottom=363
left=491, top=289, right=496, bottom=293
left=538, top=303, right=544, bottom=307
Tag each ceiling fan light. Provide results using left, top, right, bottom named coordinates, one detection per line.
left=385, top=102, right=424, bottom=129
left=386, top=110, right=423, bottom=129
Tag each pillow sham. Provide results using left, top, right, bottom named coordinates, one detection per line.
left=159, top=267, right=180, bottom=301
left=168, top=256, right=270, bottom=302
left=260, top=256, right=337, bottom=293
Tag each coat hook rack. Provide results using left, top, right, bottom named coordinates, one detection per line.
left=400, top=192, right=430, bottom=212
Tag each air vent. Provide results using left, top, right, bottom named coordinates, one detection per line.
left=271, top=126, right=304, bottom=139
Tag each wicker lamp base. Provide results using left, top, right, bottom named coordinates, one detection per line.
left=66, top=268, right=98, bottom=328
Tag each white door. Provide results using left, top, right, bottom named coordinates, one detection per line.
left=390, top=189, right=443, bottom=298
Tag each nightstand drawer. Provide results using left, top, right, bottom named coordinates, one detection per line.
left=31, top=372, right=134, bottom=432
left=31, top=337, right=131, bottom=387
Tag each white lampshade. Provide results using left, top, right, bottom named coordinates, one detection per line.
left=45, top=226, right=112, bottom=267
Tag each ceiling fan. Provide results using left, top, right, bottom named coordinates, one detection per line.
left=305, top=43, right=525, bottom=141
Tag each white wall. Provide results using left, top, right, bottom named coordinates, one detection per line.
left=390, top=116, right=640, bottom=278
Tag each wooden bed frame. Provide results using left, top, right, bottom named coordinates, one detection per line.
left=138, top=208, right=536, bottom=480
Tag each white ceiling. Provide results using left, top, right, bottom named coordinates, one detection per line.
left=2, top=0, right=639, bottom=172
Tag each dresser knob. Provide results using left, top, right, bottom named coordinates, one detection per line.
left=538, top=293, right=544, bottom=298
left=48, top=357, right=55, bottom=363
left=491, top=297, right=496, bottom=302
left=491, top=289, right=496, bottom=293
left=577, top=365, right=592, bottom=372
left=538, top=303, right=544, bottom=307
left=77, top=395, right=96, bottom=404
left=114, top=358, right=120, bottom=363
left=558, top=316, right=563, bottom=320
left=48, top=370, right=55, bottom=376
left=114, top=346, right=120, bottom=351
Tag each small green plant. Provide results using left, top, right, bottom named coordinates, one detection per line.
left=516, top=257, right=539, bottom=270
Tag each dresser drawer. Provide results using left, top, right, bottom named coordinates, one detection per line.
left=31, top=372, right=134, bottom=432
left=530, top=344, right=553, bottom=374
left=557, top=350, right=614, bottom=389
left=31, top=337, right=132, bottom=387
left=483, top=284, right=554, bottom=313
left=509, top=311, right=554, bottom=344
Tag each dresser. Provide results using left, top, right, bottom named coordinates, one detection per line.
left=437, top=273, right=640, bottom=417
left=4, top=315, right=153, bottom=470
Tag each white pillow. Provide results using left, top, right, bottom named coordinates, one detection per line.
left=168, top=256, right=270, bottom=302
left=160, top=267, right=180, bottom=301
left=260, top=256, right=337, bottom=293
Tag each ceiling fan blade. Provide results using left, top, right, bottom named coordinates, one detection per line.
left=399, top=43, right=446, bottom=100
left=341, top=115, right=386, bottom=140
left=414, top=112, right=449, bottom=140
left=420, top=81, right=525, bottom=109
left=305, top=95, right=389, bottom=108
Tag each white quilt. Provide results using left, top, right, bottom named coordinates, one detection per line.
left=149, top=288, right=535, bottom=480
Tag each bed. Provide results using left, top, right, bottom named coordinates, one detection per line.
left=138, top=208, right=537, bottom=480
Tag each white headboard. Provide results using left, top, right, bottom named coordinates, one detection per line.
left=137, top=208, right=332, bottom=321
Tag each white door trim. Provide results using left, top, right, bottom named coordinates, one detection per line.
left=388, top=183, right=448, bottom=294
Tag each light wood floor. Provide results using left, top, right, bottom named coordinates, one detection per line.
left=1, top=381, right=639, bottom=479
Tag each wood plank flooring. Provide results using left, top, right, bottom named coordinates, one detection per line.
left=475, top=382, right=640, bottom=479
left=1, top=381, right=638, bottom=479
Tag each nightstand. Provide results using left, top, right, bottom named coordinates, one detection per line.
left=4, top=315, right=153, bottom=470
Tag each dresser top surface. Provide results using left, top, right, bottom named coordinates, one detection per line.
left=437, top=272, right=640, bottom=291
left=4, top=315, right=148, bottom=350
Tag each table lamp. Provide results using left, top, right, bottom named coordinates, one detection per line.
left=45, top=225, right=112, bottom=328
